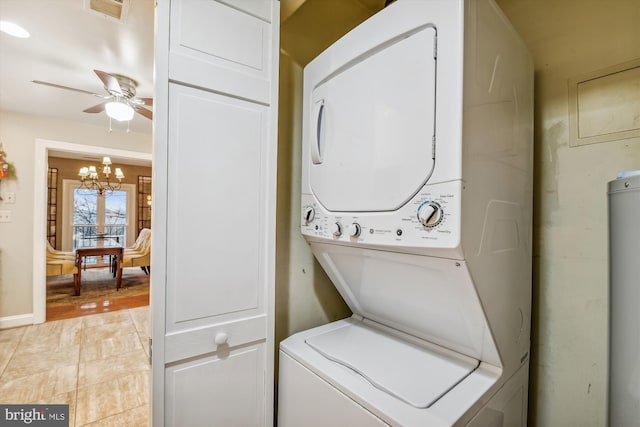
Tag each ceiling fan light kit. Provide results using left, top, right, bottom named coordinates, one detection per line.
left=32, top=69, right=152, bottom=129
left=105, top=99, right=135, bottom=121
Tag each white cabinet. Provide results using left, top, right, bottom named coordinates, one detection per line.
left=152, top=1, right=279, bottom=425
left=166, top=344, right=266, bottom=426
left=168, top=0, right=274, bottom=103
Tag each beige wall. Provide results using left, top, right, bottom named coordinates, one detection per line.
left=275, top=0, right=384, bottom=351
left=496, top=0, right=640, bottom=425
left=275, top=51, right=350, bottom=350
left=0, top=110, right=151, bottom=319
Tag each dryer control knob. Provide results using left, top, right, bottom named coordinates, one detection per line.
left=348, top=223, right=361, bottom=237
left=417, top=202, right=442, bottom=228
left=330, top=222, right=342, bottom=237
left=302, top=206, right=315, bottom=223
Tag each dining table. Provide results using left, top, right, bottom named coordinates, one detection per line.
left=74, top=245, right=123, bottom=296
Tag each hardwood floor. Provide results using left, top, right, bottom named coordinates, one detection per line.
left=47, top=294, right=149, bottom=322
left=46, top=268, right=150, bottom=322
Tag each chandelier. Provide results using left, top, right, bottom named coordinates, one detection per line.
left=78, top=156, right=125, bottom=196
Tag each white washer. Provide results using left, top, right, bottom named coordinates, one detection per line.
left=279, top=0, right=533, bottom=426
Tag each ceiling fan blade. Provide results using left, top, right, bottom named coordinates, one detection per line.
left=140, top=97, right=153, bottom=106
left=83, top=102, right=108, bottom=113
left=94, top=69, right=123, bottom=95
left=32, top=80, right=106, bottom=98
left=134, top=106, right=153, bottom=120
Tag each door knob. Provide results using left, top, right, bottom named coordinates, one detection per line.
left=214, top=332, right=228, bottom=345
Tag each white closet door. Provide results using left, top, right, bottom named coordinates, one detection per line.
left=152, top=1, right=279, bottom=426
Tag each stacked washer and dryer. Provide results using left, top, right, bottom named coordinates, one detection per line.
left=278, top=0, right=533, bottom=425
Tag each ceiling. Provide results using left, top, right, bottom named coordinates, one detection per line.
left=0, top=0, right=155, bottom=135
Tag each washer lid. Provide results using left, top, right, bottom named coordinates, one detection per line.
left=310, top=242, right=499, bottom=365
left=307, top=25, right=437, bottom=212
left=305, top=322, right=478, bottom=409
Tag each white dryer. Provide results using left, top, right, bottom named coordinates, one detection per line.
left=279, top=0, right=533, bottom=426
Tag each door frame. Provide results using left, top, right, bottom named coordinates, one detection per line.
left=33, top=138, right=152, bottom=324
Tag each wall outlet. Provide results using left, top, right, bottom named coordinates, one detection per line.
left=0, top=210, right=11, bottom=222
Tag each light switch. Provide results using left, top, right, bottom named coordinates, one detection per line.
left=3, top=192, right=15, bottom=204
left=0, top=210, right=11, bottom=222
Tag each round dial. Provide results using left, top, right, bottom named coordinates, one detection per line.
left=330, top=222, right=342, bottom=237
left=417, top=202, right=443, bottom=228
left=302, top=206, right=315, bottom=223
left=348, top=223, right=361, bottom=237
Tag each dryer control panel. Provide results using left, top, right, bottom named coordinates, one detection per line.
left=301, top=180, right=462, bottom=251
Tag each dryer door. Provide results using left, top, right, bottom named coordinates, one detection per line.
left=308, top=26, right=437, bottom=212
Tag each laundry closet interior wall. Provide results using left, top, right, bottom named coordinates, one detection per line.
left=276, top=0, right=640, bottom=426
left=275, top=0, right=384, bottom=362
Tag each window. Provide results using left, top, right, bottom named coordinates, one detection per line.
left=72, top=188, right=128, bottom=249
left=62, top=180, right=136, bottom=252
left=138, top=176, right=152, bottom=234
left=47, top=167, right=58, bottom=247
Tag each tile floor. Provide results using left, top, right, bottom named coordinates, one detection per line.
left=0, top=306, right=150, bottom=426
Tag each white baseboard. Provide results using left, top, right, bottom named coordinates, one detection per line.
left=0, top=313, right=34, bottom=329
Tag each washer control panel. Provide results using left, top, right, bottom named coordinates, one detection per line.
left=301, top=180, right=461, bottom=249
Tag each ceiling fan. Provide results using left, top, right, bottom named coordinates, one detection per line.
left=33, top=69, right=153, bottom=121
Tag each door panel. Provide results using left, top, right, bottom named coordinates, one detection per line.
left=217, top=0, right=272, bottom=21
left=154, top=1, right=279, bottom=425
left=166, top=83, right=266, bottom=329
left=166, top=344, right=265, bottom=427
left=169, top=0, right=273, bottom=104
left=165, top=315, right=266, bottom=363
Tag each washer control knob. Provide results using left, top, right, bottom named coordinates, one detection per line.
left=330, top=222, right=342, bottom=237
left=348, top=223, right=361, bottom=237
left=417, top=202, right=443, bottom=228
left=302, top=206, right=315, bottom=223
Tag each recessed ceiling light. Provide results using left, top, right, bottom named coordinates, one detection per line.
left=0, top=20, right=30, bottom=38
